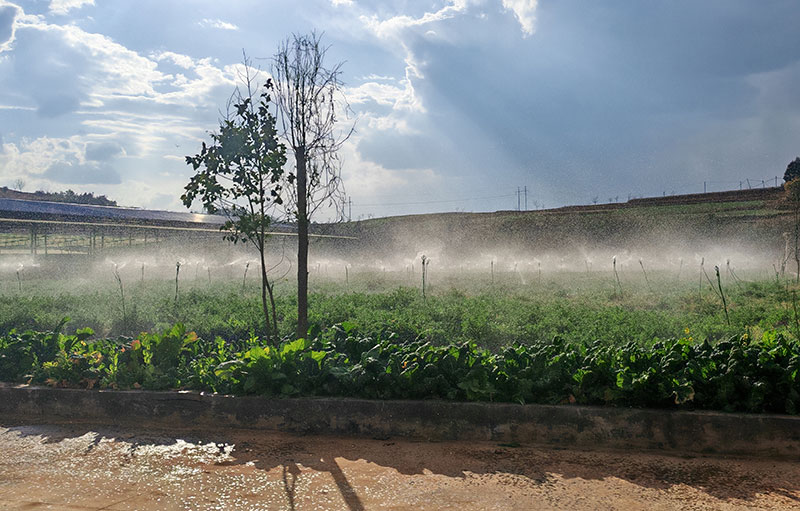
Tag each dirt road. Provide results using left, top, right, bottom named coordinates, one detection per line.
left=0, top=423, right=798, bottom=510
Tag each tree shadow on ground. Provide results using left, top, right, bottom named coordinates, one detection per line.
left=2, top=421, right=799, bottom=509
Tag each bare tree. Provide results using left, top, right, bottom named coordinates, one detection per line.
left=271, top=31, right=353, bottom=339
left=12, top=178, right=25, bottom=192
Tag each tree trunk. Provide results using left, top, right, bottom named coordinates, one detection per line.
left=795, top=207, right=799, bottom=284
left=266, top=278, right=279, bottom=343
left=258, top=239, right=274, bottom=343
left=296, top=147, right=309, bottom=339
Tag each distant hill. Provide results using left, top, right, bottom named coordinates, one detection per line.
left=0, top=187, right=117, bottom=206
left=312, top=186, right=792, bottom=265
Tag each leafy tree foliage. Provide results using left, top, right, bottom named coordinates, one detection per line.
left=784, top=157, right=800, bottom=182
left=182, top=77, right=287, bottom=342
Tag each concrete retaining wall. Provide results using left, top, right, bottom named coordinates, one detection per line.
left=1, top=384, right=798, bottom=458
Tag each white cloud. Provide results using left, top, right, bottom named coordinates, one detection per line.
left=331, top=0, right=353, bottom=6
left=359, top=74, right=395, bottom=81
left=6, top=15, right=243, bottom=140
left=0, top=12, right=274, bottom=207
left=0, top=135, right=87, bottom=186
left=0, top=1, right=20, bottom=52
left=359, top=1, right=469, bottom=39
left=14, top=17, right=169, bottom=108
left=198, top=18, right=239, bottom=31
left=347, top=81, right=408, bottom=108
left=501, top=0, right=537, bottom=36
left=0, top=104, right=34, bottom=110
left=154, top=51, right=195, bottom=70
left=49, top=0, right=94, bottom=16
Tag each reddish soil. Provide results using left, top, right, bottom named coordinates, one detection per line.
left=1, top=423, right=798, bottom=510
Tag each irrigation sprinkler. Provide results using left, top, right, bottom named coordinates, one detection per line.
left=612, top=256, right=622, bottom=297
left=207, top=267, right=211, bottom=284
left=141, top=262, right=145, bottom=283
left=677, top=258, right=683, bottom=281
left=112, top=264, right=126, bottom=324
left=491, top=260, right=494, bottom=285
left=538, top=261, right=541, bottom=282
left=421, top=255, right=431, bottom=299
left=714, top=266, right=730, bottom=326
left=15, top=268, right=21, bottom=292
left=699, top=257, right=705, bottom=297
left=701, top=258, right=717, bottom=296
left=174, top=261, right=181, bottom=303
left=639, top=258, right=652, bottom=292
left=242, top=262, right=250, bottom=292
left=345, top=265, right=349, bottom=286
left=727, top=259, right=742, bottom=288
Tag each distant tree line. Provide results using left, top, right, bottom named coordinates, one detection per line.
left=0, top=186, right=117, bottom=206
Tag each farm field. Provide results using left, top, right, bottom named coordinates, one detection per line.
left=0, top=267, right=793, bottom=346
left=2, top=189, right=799, bottom=414
left=2, top=262, right=800, bottom=414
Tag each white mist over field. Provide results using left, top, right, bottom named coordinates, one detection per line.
left=0, top=232, right=789, bottom=292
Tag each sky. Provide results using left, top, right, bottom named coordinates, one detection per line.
left=0, top=0, right=799, bottom=220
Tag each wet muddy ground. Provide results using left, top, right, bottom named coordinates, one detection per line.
left=1, top=423, right=799, bottom=510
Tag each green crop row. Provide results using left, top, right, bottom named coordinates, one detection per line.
left=1, top=278, right=791, bottom=351
left=1, top=320, right=798, bottom=414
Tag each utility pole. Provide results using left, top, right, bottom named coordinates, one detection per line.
left=524, top=186, right=528, bottom=211
left=348, top=197, right=352, bottom=222
left=703, top=181, right=706, bottom=194
left=517, top=187, right=521, bottom=211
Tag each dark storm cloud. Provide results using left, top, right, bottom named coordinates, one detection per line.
left=357, top=0, right=800, bottom=202
left=43, top=161, right=122, bottom=184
